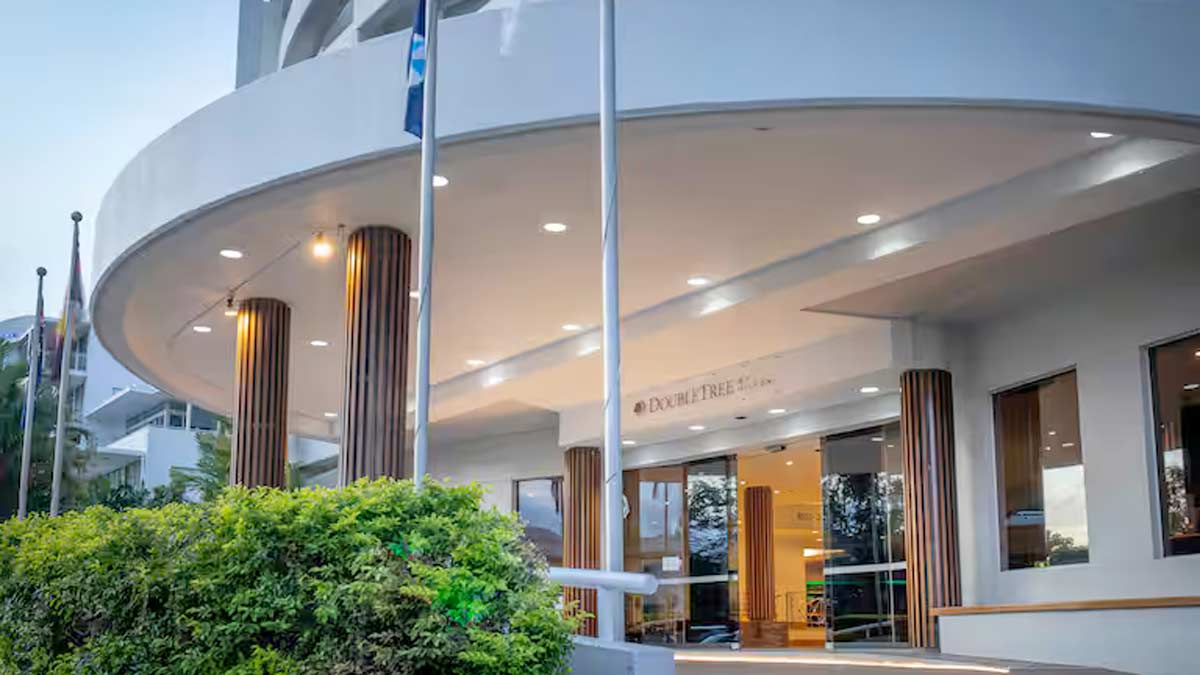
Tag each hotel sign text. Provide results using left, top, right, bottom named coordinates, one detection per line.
left=633, top=375, right=774, bottom=416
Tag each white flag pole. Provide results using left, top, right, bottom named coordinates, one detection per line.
left=17, top=267, right=47, bottom=520
left=50, top=212, right=82, bottom=517
left=597, top=0, right=626, bottom=642
left=413, top=0, right=440, bottom=489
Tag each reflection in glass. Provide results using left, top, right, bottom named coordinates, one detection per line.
left=993, top=370, right=1089, bottom=569
left=1150, top=334, right=1200, bottom=556
left=513, top=477, right=563, bottom=566
left=624, top=459, right=738, bottom=645
left=821, top=423, right=907, bottom=646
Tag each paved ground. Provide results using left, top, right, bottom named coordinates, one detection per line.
left=672, top=649, right=1123, bottom=674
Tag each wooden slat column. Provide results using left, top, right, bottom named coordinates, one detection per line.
left=900, top=369, right=962, bottom=648
left=340, top=226, right=412, bottom=484
left=744, top=486, right=776, bottom=621
left=232, top=298, right=290, bottom=488
left=563, top=446, right=601, bottom=637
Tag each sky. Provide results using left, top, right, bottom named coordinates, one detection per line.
left=0, top=2, right=238, bottom=320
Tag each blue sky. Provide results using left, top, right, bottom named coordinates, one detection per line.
left=0, top=1, right=237, bottom=319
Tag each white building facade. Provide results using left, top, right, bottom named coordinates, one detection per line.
left=88, top=1, right=1200, bottom=673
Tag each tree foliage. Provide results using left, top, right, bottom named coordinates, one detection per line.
left=0, top=479, right=576, bottom=674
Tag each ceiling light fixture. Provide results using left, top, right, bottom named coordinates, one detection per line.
left=465, top=359, right=486, bottom=367
left=768, top=408, right=786, bottom=415
left=309, top=339, right=329, bottom=347
left=1185, top=383, right=1200, bottom=391
left=432, top=175, right=449, bottom=188
left=219, top=248, right=243, bottom=259
left=312, top=232, right=334, bottom=259
left=859, top=385, right=880, bottom=394
left=622, top=440, right=636, bottom=446
left=1089, top=131, right=1113, bottom=139
left=871, top=436, right=884, bottom=442
left=542, top=222, right=568, bottom=233
left=224, top=296, right=237, bottom=317
left=856, top=213, right=882, bottom=226
left=409, top=290, right=420, bottom=299
left=224, top=309, right=237, bottom=317
left=686, top=276, right=712, bottom=287
left=192, top=325, right=212, bottom=334
left=324, top=412, right=338, bottom=418
left=688, top=424, right=706, bottom=432
left=561, top=323, right=583, bottom=332
left=785, top=460, right=794, bottom=466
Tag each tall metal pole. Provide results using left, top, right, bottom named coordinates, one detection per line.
left=597, top=0, right=625, bottom=642
left=50, top=212, right=82, bottom=517
left=17, top=267, right=47, bottom=520
left=412, top=0, right=440, bottom=488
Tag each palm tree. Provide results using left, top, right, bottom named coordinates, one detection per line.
left=169, top=420, right=232, bottom=501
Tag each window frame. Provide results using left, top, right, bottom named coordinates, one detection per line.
left=512, top=475, right=565, bottom=566
left=990, top=365, right=1091, bottom=572
left=1144, top=328, right=1200, bottom=558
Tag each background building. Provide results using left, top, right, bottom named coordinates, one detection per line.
left=86, top=1, right=1200, bottom=673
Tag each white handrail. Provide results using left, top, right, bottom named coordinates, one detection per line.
left=548, top=567, right=659, bottom=595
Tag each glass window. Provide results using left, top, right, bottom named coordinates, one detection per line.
left=993, top=370, right=1089, bottom=569
left=1150, top=333, right=1200, bottom=556
left=514, top=477, right=563, bottom=566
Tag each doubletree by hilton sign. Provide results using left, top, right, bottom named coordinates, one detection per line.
left=633, top=374, right=775, bottom=416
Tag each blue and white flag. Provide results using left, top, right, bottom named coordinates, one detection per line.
left=404, top=0, right=428, bottom=138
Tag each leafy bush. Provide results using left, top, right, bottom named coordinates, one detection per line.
left=0, top=480, right=575, bottom=674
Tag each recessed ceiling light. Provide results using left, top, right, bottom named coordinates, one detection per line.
left=484, top=375, right=506, bottom=388
left=739, top=480, right=746, bottom=485
left=686, top=276, right=712, bottom=287
left=223, top=309, right=237, bottom=317
left=785, top=460, right=794, bottom=466
left=219, top=249, right=243, bottom=259
left=871, top=436, right=884, bottom=442
left=192, top=325, right=212, bottom=334
left=688, top=424, right=706, bottom=431
left=309, top=339, right=329, bottom=347
left=465, top=359, right=486, bottom=367
left=1062, top=442, right=1076, bottom=448
left=323, top=412, right=338, bottom=418
left=856, top=213, right=882, bottom=226
left=1048, top=430, right=1057, bottom=436
left=409, top=290, right=420, bottom=299
left=773, top=490, right=781, bottom=495
left=1089, top=131, right=1113, bottom=139
left=859, top=386, right=881, bottom=394
left=562, top=323, right=583, bottom=332
left=542, top=222, right=568, bottom=233
left=1194, top=350, right=1200, bottom=358
left=1185, top=383, right=1200, bottom=391
left=432, top=174, right=449, bottom=188
left=768, top=408, right=786, bottom=415
left=622, top=440, right=636, bottom=446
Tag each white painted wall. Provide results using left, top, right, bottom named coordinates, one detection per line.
left=429, top=427, right=563, bottom=511
left=945, top=243, right=1200, bottom=673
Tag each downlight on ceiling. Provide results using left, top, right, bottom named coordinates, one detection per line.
left=688, top=424, right=706, bottom=432
left=856, top=213, right=882, bottom=226
left=561, top=323, right=583, bottom=332
left=1089, top=131, right=1114, bottom=139
left=219, top=248, right=243, bottom=259
left=432, top=175, right=449, bottom=188
left=859, top=385, right=881, bottom=394
left=465, top=359, right=487, bottom=367
left=192, top=325, right=212, bottom=334
left=323, top=412, right=338, bottom=418
left=309, top=340, right=329, bottom=347
left=542, top=222, right=568, bottom=233
left=768, top=408, right=786, bottom=415
left=686, top=276, right=712, bottom=287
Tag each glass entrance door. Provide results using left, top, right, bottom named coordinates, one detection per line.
left=821, top=423, right=908, bottom=647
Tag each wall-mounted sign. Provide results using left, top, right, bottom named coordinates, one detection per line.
left=633, top=374, right=775, bottom=417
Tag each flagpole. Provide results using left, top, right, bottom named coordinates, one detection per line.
left=412, top=0, right=440, bottom=489
left=17, top=267, right=47, bottom=520
left=49, top=212, right=82, bottom=517
left=597, top=0, right=625, bottom=642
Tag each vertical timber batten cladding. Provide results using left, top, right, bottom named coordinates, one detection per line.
left=900, top=369, right=962, bottom=648
left=340, top=226, right=413, bottom=484
left=563, top=446, right=601, bottom=637
left=232, top=298, right=291, bottom=488
left=744, top=486, right=776, bottom=622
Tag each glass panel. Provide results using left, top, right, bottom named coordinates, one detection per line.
left=1150, top=334, right=1200, bottom=556
left=624, top=459, right=738, bottom=646
left=994, top=370, right=1090, bottom=569
left=514, top=477, right=563, bottom=566
left=822, top=423, right=907, bottom=647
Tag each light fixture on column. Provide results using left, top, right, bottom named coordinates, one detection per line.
left=312, top=231, right=334, bottom=259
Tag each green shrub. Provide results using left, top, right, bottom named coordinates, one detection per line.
left=0, top=480, right=575, bottom=674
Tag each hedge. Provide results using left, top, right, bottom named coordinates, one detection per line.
left=0, top=480, right=575, bottom=674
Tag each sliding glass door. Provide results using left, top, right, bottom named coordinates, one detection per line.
left=821, top=423, right=908, bottom=647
